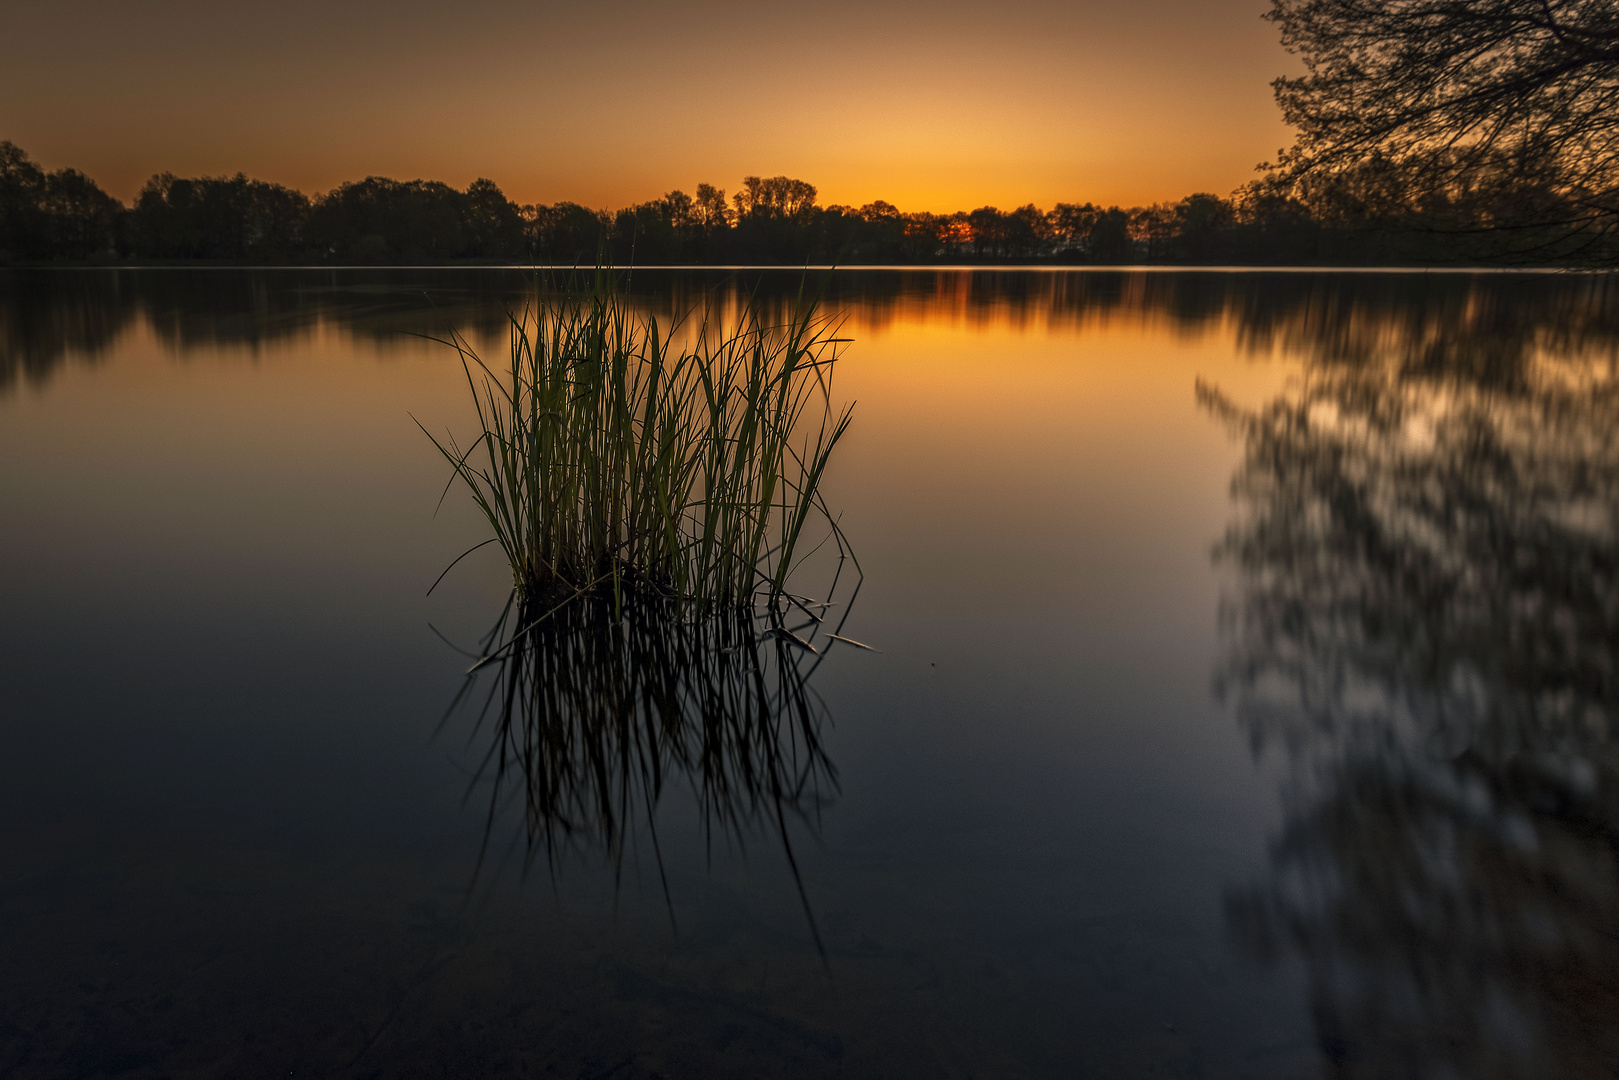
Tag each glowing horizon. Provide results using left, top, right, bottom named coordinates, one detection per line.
left=3, top=0, right=1297, bottom=213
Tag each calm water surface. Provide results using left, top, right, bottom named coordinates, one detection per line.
left=2, top=268, right=1615, bottom=1078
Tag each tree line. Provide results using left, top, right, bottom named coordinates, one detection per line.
left=2, top=139, right=1609, bottom=267
left=10, top=2, right=1619, bottom=267
left=1264, top=0, right=1619, bottom=266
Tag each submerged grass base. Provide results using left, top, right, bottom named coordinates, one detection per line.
left=424, top=274, right=863, bottom=955
left=421, top=275, right=854, bottom=613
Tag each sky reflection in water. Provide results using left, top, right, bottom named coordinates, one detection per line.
left=1, top=268, right=1615, bottom=1078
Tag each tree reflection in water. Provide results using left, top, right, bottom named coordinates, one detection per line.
left=445, top=580, right=856, bottom=953
left=1202, top=327, right=1619, bottom=1077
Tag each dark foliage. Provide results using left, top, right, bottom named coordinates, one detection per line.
left=2, top=133, right=1608, bottom=266
left=306, top=175, right=524, bottom=262
left=1265, top=0, right=1619, bottom=262
left=0, top=142, right=121, bottom=262
left=131, top=172, right=311, bottom=261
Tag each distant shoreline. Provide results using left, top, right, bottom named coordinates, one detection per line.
left=1, top=262, right=1602, bottom=275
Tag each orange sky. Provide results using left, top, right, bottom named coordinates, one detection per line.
left=1, top=0, right=1298, bottom=212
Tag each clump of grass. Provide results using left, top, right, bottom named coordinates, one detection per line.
left=420, top=275, right=854, bottom=611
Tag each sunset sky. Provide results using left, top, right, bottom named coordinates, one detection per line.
left=2, top=0, right=1297, bottom=212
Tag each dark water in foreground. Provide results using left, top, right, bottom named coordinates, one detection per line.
left=2, top=267, right=1616, bottom=1079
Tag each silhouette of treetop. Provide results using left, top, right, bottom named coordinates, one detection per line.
left=1268, top=0, right=1619, bottom=238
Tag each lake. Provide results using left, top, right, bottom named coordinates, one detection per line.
left=2, top=267, right=1615, bottom=1079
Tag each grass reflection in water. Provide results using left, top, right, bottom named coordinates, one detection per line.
left=443, top=577, right=859, bottom=956
left=426, top=275, right=863, bottom=954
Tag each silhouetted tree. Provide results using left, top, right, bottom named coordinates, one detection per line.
left=0, top=143, right=123, bottom=262
left=1267, top=0, right=1619, bottom=260
left=692, top=183, right=730, bottom=231
left=462, top=178, right=525, bottom=259
left=38, top=170, right=122, bottom=259
left=1128, top=204, right=1176, bottom=260
left=1086, top=207, right=1134, bottom=262
left=674, top=183, right=727, bottom=261
left=893, top=212, right=943, bottom=261
left=524, top=201, right=610, bottom=265
left=1230, top=180, right=1324, bottom=262
left=1000, top=204, right=1048, bottom=258
left=857, top=200, right=904, bottom=258
left=306, top=177, right=470, bottom=262
left=0, top=142, right=48, bottom=261
left=607, top=189, right=717, bottom=264
left=1169, top=193, right=1234, bottom=262
left=730, top=175, right=817, bottom=221
left=1049, top=202, right=1099, bottom=258
left=16, top=135, right=1616, bottom=266
left=929, top=212, right=967, bottom=258
left=131, top=172, right=309, bottom=261
left=966, top=206, right=1006, bottom=259
left=729, top=175, right=818, bottom=262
